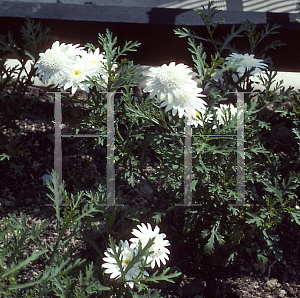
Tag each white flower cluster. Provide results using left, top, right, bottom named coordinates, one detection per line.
left=35, top=41, right=113, bottom=94
left=143, top=55, right=266, bottom=129
left=143, top=62, right=240, bottom=129
left=188, top=103, right=238, bottom=130
left=102, top=223, right=170, bottom=288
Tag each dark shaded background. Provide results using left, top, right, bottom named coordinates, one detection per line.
left=1, top=16, right=300, bottom=71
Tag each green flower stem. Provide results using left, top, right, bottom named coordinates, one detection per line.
left=20, top=66, right=35, bottom=100
left=205, top=20, right=232, bottom=93
left=206, top=26, right=219, bottom=54
left=222, top=72, right=231, bottom=92
left=11, top=61, right=25, bottom=96
left=115, top=123, right=124, bottom=143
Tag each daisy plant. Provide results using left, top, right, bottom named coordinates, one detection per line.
left=174, top=1, right=285, bottom=94
left=2, top=5, right=300, bottom=297
left=165, top=0, right=300, bottom=267
left=102, top=223, right=180, bottom=296
left=32, top=1, right=299, bottom=276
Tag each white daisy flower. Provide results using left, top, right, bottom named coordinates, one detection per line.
left=159, top=87, right=207, bottom=119
left=80, top=48, right=107, bottom=74
left=213, top=103, right=237, bottom=129
left=130, top=223, right=170, bottom=269
left=79, top=48, right=111, bottom=89
left=102, top=240, right=148, bottom=288
left=35, top=41, right=84, bottom=84
left=143, top=62, right=198, bottom=104
left=58, top=56, right=96, bottom=94
left=225, top=53, right=268, bottom=76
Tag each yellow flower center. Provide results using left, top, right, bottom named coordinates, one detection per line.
left=73, top=70, right=81, bottom=76
left=124, top=258, right=130, bottom=266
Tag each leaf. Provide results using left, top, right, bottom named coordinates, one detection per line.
left=292, top=128, right=300, bottom=143
left=152, top=212, right=164, bottom=224
left=20, top=16, right=52, bottom=62
left=215, top=24, right=245, bottom=53
left=201, top=221, right=225, bottom=255
left=187, top=38, right=207, bottom=84
left=0, top=32, right=21, bottom=58
left=0, top=153, right=11, bottom=161
left=1, top=249, right=47, bottom=279
left=261, top=174, right=298, bottom=205
left=290, top=210, right=300, bottom=225
left=174, top=27, right=209, bottom=43
left=257, top=253, right=268, bottom=265
left=145, top=267, right=181, bottom=284
left=245, top=210, right=266, bottom=227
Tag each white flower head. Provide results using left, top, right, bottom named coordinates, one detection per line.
left=35, top=41, right=84, bottom=84
left=130, top=223, right=170, bottom=269
left=143, top=62, right=198, bottom=104
left=102, top=240, right=148, bottom=288
left=160, top=87, right=207, bottom=119
left=161, top=87, right=207, bottom=119
left=79, top=48, right=112, bottom=90
left=58, top=56, right=96, bottom=94
left=213, top=103, right=237, bottom=128
left=80, top=48, right=107, bottom=74
left=225, top=53, right=268, bottom=76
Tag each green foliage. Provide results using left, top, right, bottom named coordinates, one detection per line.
left=1, top=169, right=122, bottom=297
left=174, top=0, right=286, bottom=93
left=84, top=29, right=142, bottom=93
left=1, top=3, right=300, bottom=296
left=241, top=20, right=286, bottom=55
left=0, top=17, right=52, bottom=179
left=144, top=267, right=181, bottom=284
left=169, top=0, right=299, bottom=268
left=132, top=289, right=162, bottom=298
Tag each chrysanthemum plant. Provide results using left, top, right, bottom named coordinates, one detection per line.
left=1, top=27, right=181, bottom=297
left=172, top=1, right=300, bottom=266
left=33, top=1, right=300, bottom=273
left=2, top=2, right=300, bottom=295
left=1, top=168, right=138, bottom=297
